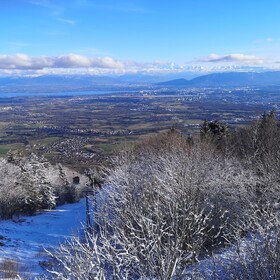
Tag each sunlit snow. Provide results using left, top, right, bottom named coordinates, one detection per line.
left=0, top=199, right=86, bottom=277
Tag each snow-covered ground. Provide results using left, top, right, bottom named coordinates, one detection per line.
left=0, top=199, right=86, bottom=278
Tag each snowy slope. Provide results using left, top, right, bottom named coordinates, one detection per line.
left=0, top=199, right=86, bottom=277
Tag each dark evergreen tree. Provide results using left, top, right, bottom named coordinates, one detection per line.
left=200, top=120, right=229, bottom=142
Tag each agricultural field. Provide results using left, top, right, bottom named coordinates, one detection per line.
left=0, top=86, right=278, bottom=170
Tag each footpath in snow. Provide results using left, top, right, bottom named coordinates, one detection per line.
left=0, top=198, right=86, bottom=277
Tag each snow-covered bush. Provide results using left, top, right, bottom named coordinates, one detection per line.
left=232, top=110, right=280, bottom=206
left=49, top=131, right=257, bottom=279
left=216, top=203, right=280, bottom=280
left=188, top=203, right=280, bottom=280
left=0, top=152, right=84, bottom=219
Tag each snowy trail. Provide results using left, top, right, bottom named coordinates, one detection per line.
left=0, top=199, right=86, bottom=277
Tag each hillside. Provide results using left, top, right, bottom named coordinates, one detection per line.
left=158, top=71, right=280, bottom=87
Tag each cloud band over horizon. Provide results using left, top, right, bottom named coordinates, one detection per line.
left=0, top=54, right=125, bottom=70
left=197, top=53, right=264, bottom=64
left=0, top=53, right=278, bottom=76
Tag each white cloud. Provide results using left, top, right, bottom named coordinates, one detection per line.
left=197, top=53, right=264, bottom=64
left=87, top=3, right=152, bottom=14
left=0, top=54, right=124, bottom=70
left=253, top=37, right=280, bottom=44
left=54, top=54, right=91, bottom=68
left=0, top=55, right=189, bottom=75
left=28, top=0, right=50, bottom=8
left=57, top=17, right=76, bottom=25
left=0, top=54, right=53, bottom=69
left=0, top=53, right=279, bottom=76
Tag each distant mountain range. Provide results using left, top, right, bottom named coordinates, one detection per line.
left=0, top=75, right=130, bottom=93
left=0, top=71, right=280, bottom=93
left=0, top=75, right=121, bottom=87
left=158, top=71, right=280, bottom=87
left=0, top=72, right=201, bottom=93
left=0, top=73, right=200, bottom=87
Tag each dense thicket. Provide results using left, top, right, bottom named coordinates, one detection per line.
left=48, top=111, right=280, bottom=279
left=0, top=152, right=85, bottom=219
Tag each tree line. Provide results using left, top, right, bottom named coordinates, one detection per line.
left=0, top=152, right=86, bottom=220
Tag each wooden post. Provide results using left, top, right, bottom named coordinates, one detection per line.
left=86, top=190, right=91, bottom=229
left=84, top=189, right=94, bottom=231
left=83, top=169, right=102, bottom=232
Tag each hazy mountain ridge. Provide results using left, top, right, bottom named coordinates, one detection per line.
left=0, top=71, right=280, bottom=91
left=158, top=71, right=280, bottom=87
left=0, top=75, right=121, bottom=87
left=0, top=73, right=200, bottom=87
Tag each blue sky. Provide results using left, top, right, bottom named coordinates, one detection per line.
left=1, top=0, right=280, bottom=75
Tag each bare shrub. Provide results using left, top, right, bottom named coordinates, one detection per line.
left=232, top=110, right=280, bottom=206
left=0, top=259, right=19, bottom=279
left=207, top=203, right=280, bottom=280
left=48, top=132, right=257, bottom=279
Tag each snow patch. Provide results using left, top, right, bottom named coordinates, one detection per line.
left=0, top=199, right=86, bottom=277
